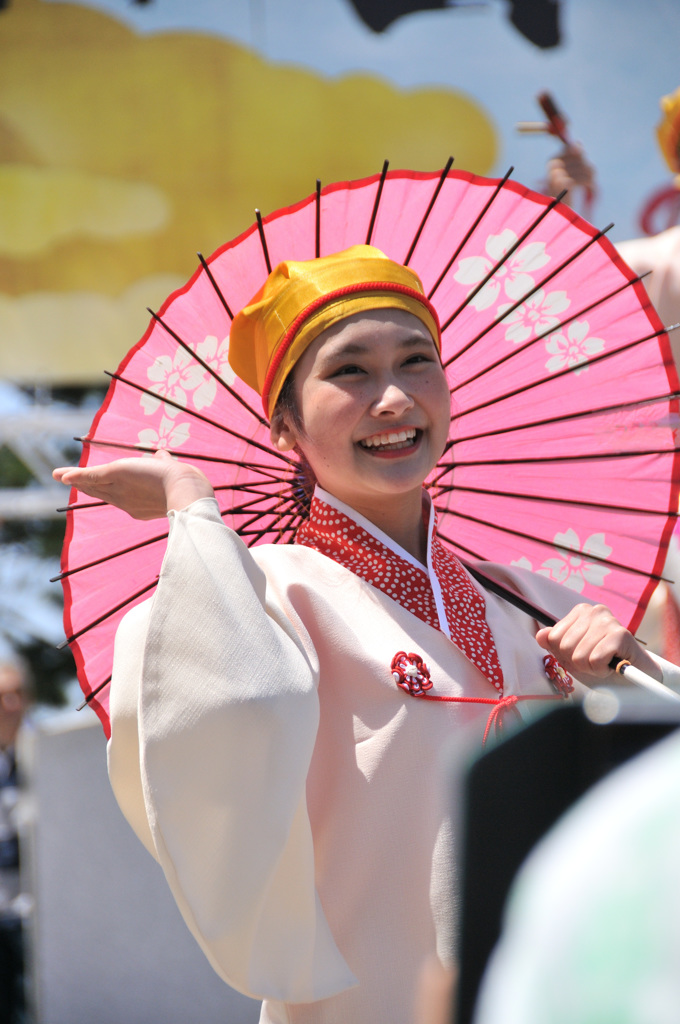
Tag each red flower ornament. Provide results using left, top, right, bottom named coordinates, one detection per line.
left=391, top=651, right=433, bottom=697
left=543, top=654, right=574, bottom=696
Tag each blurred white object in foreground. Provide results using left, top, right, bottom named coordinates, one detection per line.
left=473, top=727, right=680, bottom=1024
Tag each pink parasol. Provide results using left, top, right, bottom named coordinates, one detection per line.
left=54, top=164, right=680, bottom=736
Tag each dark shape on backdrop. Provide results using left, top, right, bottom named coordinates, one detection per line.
left=347, top=0, right=561, bottom=48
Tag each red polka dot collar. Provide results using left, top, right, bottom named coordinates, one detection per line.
left=295, top=487, right=504, bottom=694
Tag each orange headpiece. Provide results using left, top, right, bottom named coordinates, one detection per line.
left=228, top=245, right=441, bottom=417
left=657, top=85, right=680, bottom=180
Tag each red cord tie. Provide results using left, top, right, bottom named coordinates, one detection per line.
left=390, top=651, right=564, bottom=746
left=482, top=694, right=520, bottom=745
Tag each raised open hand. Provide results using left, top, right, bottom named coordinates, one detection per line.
left=53, top=450, right=215, bottom=520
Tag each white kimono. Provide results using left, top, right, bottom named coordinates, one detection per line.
left=106, top=487, right=662, bottom=1024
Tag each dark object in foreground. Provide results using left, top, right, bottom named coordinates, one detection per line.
left=455, top=701, right=680, bottom=1023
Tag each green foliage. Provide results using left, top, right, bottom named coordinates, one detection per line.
left=0, top=444, right=32, bottom=487
left=1, top=515, right=66, bottom=559
left=0, top=385, right=105, bottom=708
left=15, top=638, right=72, bottom=707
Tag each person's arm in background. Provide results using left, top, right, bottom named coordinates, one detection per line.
left=545, top=143, right=596, bottom=213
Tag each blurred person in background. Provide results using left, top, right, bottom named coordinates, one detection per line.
left=545, top=87, right=680, bottom=355
left=546, top=139, right=680, bottom=344
left=0, top=657, right=32, bottom=1024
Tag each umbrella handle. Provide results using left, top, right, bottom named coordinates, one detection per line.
left=613, top=660, right=680, bottom=704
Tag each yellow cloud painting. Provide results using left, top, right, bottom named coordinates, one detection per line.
left=0, top=0, right=497, bottom=381
left=0, top=166, right=169, bottom=257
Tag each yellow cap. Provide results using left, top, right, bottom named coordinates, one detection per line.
left=657, top=86, right=680, bottom=179
left=228, top=245, right=441, bottom=417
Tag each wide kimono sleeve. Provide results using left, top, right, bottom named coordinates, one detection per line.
left=106, top=497, right=357, bottom=1003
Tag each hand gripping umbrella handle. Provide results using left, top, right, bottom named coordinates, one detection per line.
left=463, top=564, right=680, bottom=705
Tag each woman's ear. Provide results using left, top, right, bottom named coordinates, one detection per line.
left=269, top=409, right=298, bottom=452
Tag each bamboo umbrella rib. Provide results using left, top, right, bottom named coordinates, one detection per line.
left=79, top=436, right=297, bottom=482
left=77, top=675, right=112, bottom=709
left=446, top=388, right=680, bottom=450
left=315, top=179, right=322, bottom=258
left=148, top=308, right=269, bottom=428
left=255, top=208, right=272, bottom=274
left=447, top=273, right=659, bottom=382
left=439, top=190, right=568, bottom=333
left=444, top=325, right=673, bottom=429
left=433, top=484, right=679, bottom=518
left=444, top=227, right=618, bottom=373
left=365, top=160, right=390, bottom=245
left=58, top=578, right=159, bottom=648
left=403, top=157, right=454, bottom=266
left=427, top=166, right=515, bottom=301
left=437, top=512, right=672, bottom=582
left=197, top=252, right=235, bottom=320
left=104, top=371, right=294, bottom=463
left=435, top=443, right=680, bottom=477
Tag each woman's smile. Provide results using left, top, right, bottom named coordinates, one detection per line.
left=358, top=426, right=418, bottom=451
left=357, top=426, right=421, bottom=456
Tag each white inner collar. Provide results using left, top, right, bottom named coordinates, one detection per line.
left=313, top=485, right=451, bottom=638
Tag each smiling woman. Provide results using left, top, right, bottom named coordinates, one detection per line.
left=53, top=241, right=678, bottom=1024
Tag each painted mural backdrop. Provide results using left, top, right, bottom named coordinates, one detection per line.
left=0, top=0, right=495, bottom=381
left=0, top=0, right=678, bottom=382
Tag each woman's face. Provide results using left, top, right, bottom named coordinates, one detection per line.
left=270, top=309, right=451, bottom=516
